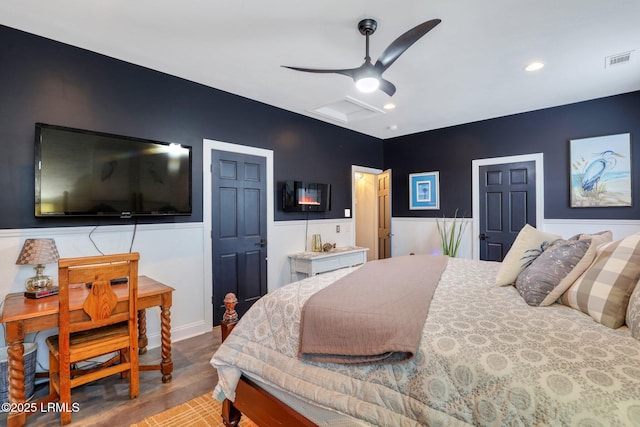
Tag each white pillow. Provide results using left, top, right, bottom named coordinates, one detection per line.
left=494, top=224, right=561, bottom=286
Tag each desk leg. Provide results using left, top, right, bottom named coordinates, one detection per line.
left=138, top=309, right=148, bottom=355
left=160, top=294, right=173, bottom=383
left=6, top=322, right=27, bottom=427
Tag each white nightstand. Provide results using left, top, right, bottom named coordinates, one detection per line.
left=288, top=246, right=369, bottom=282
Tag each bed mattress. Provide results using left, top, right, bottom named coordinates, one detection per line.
left=211, top=257, right=640, bottom=426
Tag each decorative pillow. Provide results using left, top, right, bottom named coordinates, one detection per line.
left=515, top=239, right=593, bottom=306
left=494, top=224, right=561, bottom=286
left=569, top=230, right=613, bottom=247
left=626, top=280, right=640, bottom=340
left=561, top=233, right=640, bottom=329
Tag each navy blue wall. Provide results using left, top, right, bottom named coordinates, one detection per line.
left=385, top=91, right=640, bottom=220
left=3, top=24, right=638, bottom=230
left=0, top=25, right=383, bottom=229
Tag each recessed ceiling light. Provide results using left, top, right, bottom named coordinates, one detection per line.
left=524, top=61, right=545, bottom=72
left=383, top=102, right=396, bottom=110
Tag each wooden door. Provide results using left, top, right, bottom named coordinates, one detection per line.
left=377, top=170, right=391, bottom=259
left=479, top=161, right=536, bottom=261
left=211, top=150, right=267, bottom=325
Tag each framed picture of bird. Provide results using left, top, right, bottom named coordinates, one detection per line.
left=570, top=133, right=632, bottom=207
left=409, top=171, right=439, bottom=210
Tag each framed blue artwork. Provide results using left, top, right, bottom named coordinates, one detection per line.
left=570, top=133, right=631, bottom=207
left=409, top=171, right=439, bottom=210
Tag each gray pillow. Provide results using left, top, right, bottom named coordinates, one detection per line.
left=626, top=281, right=640, bottom=339
left=515, top=239, right=592, bottom=307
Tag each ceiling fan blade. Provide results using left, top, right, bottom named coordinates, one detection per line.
left=379, top=79, right=396, bottom=96
left=374, top=19, right=441, bottom=72
left=281, top=65, right=358, bottom=79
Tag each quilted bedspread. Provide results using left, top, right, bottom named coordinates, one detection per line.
left=211, top=257, right=640, bottom=426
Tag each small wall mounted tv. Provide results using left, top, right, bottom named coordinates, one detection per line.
left=35, top=123, right=192, bottom=217
left=282, top=180, right=331, bottom=212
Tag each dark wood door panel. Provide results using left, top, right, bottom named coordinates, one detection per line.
left=479, top=161, right=536, bottom=262
left=377, top=171, right=391, bottom=259
left=212, top=150, right=267, bottom=324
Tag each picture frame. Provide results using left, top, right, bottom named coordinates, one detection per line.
left=409, top=171, right=439, bottom=210
left=570, top=133, right=632, bottom=207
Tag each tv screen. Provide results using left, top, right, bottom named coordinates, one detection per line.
left=35, top=123, right=192, bottom=217
left=283, top=180, right=331, bottom=212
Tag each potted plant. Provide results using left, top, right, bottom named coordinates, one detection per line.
left=436, top=209, right=468, bottom=257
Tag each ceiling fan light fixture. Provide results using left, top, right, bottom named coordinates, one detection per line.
left=524, top=61, right=545, bottom=72
left=355, top=76, right=380, bottom=93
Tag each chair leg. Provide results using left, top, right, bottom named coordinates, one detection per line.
left=130, top=345, right=139, bottom=399
left=48, top=352, right=59, bottom=397
left=59, top=359, right=72, bottom=425
left=120, top=349, right=129, bottom=379
left=60, top=391, right=72, bottom=425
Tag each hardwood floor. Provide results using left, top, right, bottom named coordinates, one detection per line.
left=2, top=328, right=222, bottom=427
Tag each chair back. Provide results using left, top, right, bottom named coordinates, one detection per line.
left=57, top=253, right=139, bottom=341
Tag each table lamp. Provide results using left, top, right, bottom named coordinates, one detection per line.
left=16, top=238, right=60, bottom=292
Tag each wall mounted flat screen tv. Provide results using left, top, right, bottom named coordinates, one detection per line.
left=35, top=123, right=192, bottom=217
left=282, top=180, right=331, bottom=212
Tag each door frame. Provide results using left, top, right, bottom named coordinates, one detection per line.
left=203, top=139, right=274, bottom=328
left=351, top=165, right=384, bottom=254
left=471, top=153, right=544, bottom=260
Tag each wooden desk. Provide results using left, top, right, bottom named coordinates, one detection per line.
left=0, top=276, right=174, bottom=427
left=288, top=246, right=368, bottom=282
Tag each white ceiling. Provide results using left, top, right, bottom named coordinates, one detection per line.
left=1, top=0, right=639, bottom=139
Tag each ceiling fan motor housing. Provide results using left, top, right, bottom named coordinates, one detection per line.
left=358, top=19, right=377, bottom=36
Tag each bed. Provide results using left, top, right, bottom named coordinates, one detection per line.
left=210, top=229, right=640, bottom=426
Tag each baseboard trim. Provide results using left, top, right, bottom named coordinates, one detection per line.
left=145, top=320, right=212, bottom=350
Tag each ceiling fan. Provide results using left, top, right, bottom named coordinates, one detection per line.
left=282, top=18, right=441, bottom=96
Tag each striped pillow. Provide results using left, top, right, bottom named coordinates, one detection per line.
left=561, top=233, right=640, bottom=328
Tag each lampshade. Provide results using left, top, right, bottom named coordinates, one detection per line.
left=16, top=238, right=60, bottom=266
left=16, top=238, right=60, bottom=292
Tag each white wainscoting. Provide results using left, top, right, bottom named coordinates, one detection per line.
left=0, top=223, right=209, bottom=370
left=542, top=219, right=640, bottom=241
left=271, top=219, right=356, bottom=288
left=391, top=217, right=640, bottom=260
left=391, top=217, right=473, bottom=259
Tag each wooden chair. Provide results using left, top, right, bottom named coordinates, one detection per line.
left=45, top=253, right=140, bottom=425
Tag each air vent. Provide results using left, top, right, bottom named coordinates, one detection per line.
left=310, top=97, right=384, bottom=123
left=605, top=51, right=632, bottom=68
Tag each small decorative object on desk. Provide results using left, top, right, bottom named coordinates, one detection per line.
left=15, top=238, right=60, bottom=292
left=311, top=234, right=323, bottom=252
left=323, top=243, right=336, bottom=252
left=24, top=287, right=59, bottom=299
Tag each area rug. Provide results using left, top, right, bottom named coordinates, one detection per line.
left=130, top=392, right=258, bottom=427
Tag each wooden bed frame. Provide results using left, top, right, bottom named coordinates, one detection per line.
left=219, top=293, right=318, bottom=427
